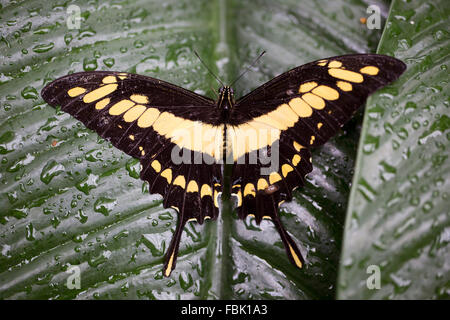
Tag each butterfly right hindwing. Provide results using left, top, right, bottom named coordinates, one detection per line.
left=228, top=54, right=406, bottom=268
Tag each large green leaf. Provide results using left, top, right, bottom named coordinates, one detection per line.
left=337, top=0, right=450, bottom=299
left=0, top=0, right=387, bottom=299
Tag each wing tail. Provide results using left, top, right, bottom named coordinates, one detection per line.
left=268, top=196, right=305, bottom=269
left=163, top=213, right=187, bottom=277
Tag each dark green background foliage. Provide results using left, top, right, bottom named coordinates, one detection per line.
left=0, top=0, right=448, bottom=299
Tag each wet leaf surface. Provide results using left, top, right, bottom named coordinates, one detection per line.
left=337, top=0, right=450, bottom=299
left=0, top=0, right=431, bottom=300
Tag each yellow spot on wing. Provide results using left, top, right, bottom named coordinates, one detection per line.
left=123, top=104, right=147, bottom=122
left=312, top=85, right=339, bottom=100
left=102, top=76, right=117, bottom=84
left=164, top=252, right=175, bottom=277
left=257, top=111, right=288, bottom=130
left=360, top=66, right=379, bottom=75
left=137, top=108, right=160, bottom=128
left=153, top=112, right=184, bottom=136
left=269, top=104, right=298, bottom=128
left=67, top=87, right=86, bottom=97
left=336, top=81, right=352, bottom=91
left=235, top=190, right=242, bottom=207
left=310, top=136, right=315, bottom=144
left=228, top=96, right=325, bottom=161
left=214, top=190, right=220, bottom=208
left=130, top=94, right=149, bottom=104
left=244, top=183, right=256, bottom=197
left=227, top=122, right=278, bottom=161
left=302, top=93, right=325, bottom=110
left=95, top=98, right=110, bottom=110
left=151, top=160, right=161, bottom=173
left=269, top=172, right=282, bottom=184
left=328, top=68, right=363, bottom=83
left=109, top=99, right=135, bottom=115
left=173, top=175, right=186, bottom=189
left=230, top=95, right=316, bottom=159
left=288, top=244, right=303, bottom=268
left=299, top=81, right=318, bottom=93
left=200, top=184, right=212, bottom=198
left=288, top=97, right=312, bottom=117
left=282, top=164, right=294, bottom=177
left=161, top=168, right=172, bottom=184
left=292, top=154, right=301, bottom=166
left=293, top=141, right=303, bottom=151
left=170, top=122, right=224, bottom=161
left=129, top=134, right=135, bottom=140
left=187, top=180, right=198, bottom=193
left=317, top=122, right=323, bottom=129
left=257, top=178, right=269, bottom=190
left=328, top=60, right=342, bottom=68
left=83, top=84, right=118, bottom=103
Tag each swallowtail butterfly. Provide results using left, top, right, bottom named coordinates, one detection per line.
left=41, top=54, right=406, bottom=276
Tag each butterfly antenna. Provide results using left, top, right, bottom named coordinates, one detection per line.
left=230, top=51, right=266, bottom=87
left=194, top=50, right=224, bottom=87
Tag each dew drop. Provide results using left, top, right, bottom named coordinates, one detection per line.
left=141, top=234, right=164, bottom=256
left=83, top=57, right=98, bottom=71
left=93, top=197, right=117, bottom=216
left=32, top=42, right=54, bottom=53
left=25, top=223, right=35, bottom=241
left=76, top=173, right=99, bottom=195
left=21, top=86, right=38, bottom=99
left=103, top=57, right=115, bottom=68
left=40, top=160, right=65, bottom=184
left=179, top=272, right=194, bottom=291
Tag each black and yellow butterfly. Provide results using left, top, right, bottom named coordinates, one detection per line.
left=41, top=54, right=405, bottom=276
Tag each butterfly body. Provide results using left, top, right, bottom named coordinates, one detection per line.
left=41, top=54, right=406, bottom=276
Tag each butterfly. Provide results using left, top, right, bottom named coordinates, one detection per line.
left=41, top=53, right=406, bottom=276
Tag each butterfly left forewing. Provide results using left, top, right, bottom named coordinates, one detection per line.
left=42, top=71, right=224, bottom=276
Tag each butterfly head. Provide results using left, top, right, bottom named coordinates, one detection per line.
left=217, top=86, right=235, bottom=119
left=218, top=86, right=235, bottom=107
